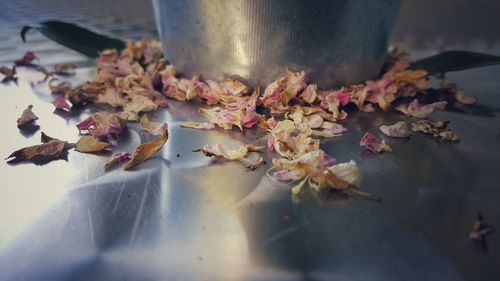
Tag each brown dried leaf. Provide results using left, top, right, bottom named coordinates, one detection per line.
left=17, top=105, right=38, bottom=127
left=6, top=133, right=68, bottom=165
left=123, top=130, right=169, bottom=170
left=41, top=132, right=60, bottom=143
left=75, top=136, right=111, bottom=153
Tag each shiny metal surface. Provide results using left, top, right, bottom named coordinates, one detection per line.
left=1, top=1, right=500, bottom=280
left=153, top=0, right=401, bottom=88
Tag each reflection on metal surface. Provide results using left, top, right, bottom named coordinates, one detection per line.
left=3, top=64, right=499, bottom=280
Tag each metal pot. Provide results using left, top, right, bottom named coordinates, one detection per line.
left=153, top=0, right=401, bottom=88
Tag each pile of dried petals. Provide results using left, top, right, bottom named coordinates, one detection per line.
left=4, top=40, right=475, bottom=198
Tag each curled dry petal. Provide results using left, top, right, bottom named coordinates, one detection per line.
left=270, top=119, right=320, bottom=159
left=312, top=122, right=347, bottom=138
left=329, top=160, right=363, bottom=186
left=299, top=84, right=317, bottom=104
left=76, top=112, right=127, bottom=137
left=95, top=86, right=128, bottom=107
left=271, top=150, right=361, bottom=194
left=123, top=130, right=169, bottom=170
left=6, top=133, right=68, bottom=165
left=181, top=121, right=216, bottom=130
left=395, top=99, right=447, bottom=118
left=52, top=63, right=76, bottom=75
left=123, top=95, right=158, bottom=121
left=17, top=105, right=38, bottom=127
left=455, top=89, right=477, bottom=105
left=0, top=66, right=17, bottom=83
left=411, top=119, right=459, bottom=142
left=14, top=51, right=38, bottom=66
left=52, top=96, right=71, bottom=110
left=49, top=79, right=73, bottom=95
left=379, top=121, right=412, bottom=138
left=359, top=132, right=392, bottom=154
left=199, top=107, right=245, bottom=130
left=140, top=114, right=168, bottom=135
left=105, top=152, right=132, bottom=170
left=260, top=69, right=306, bottom=111
left=195, top=143, right=264, bottom=169
left=75, top=136, right=111, bottom=153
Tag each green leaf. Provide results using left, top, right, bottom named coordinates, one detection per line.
left=410, top=51, right=500, bottom=75
left=21, top=21, right=126, bottom=58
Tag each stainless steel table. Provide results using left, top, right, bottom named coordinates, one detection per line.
left=0, top=1, right=499, bottom=280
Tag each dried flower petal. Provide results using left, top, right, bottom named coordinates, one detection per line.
left=53, top=63, right=76, bottom=76
left=395, top=99, right=447, bottom=118
left=359, top=132, right=392, bottom=154
left=199, top=107, right=245, bottom=130
left=455, top=89, right=477, bottom=105
left=0, top=66, right=17, bottom=83
left=48, top=79, right=73, bottom=95
left=52, top=96, right=71, bottom=110
left=181, top=121, right=216, bottom=130
left=312, top=122, right=347, bottom=138
left=411, top=119, right=459, bottom=142
left=105, top=152, right=131, bottom=170
left=195, top=143, right=264, bottom=169
left=299, top=84, right=317, bottom=104
left=6, top=133, right=68, bottom=165
left=140, top=114, right=168, bottom=135
left=17, top=105, right=38, bottom=127
left=95, top=86, right=128, bottom=107
left=76, top=112, right=127, bottom=138
left=123, top=95, right=158, bottom=121
left=379, top=121, right=411, bottom=138
left=123, top=130, right=169, bottom=170
left=272, top=150, right=361, bottom=194
left=14, top=51, right=38, bottom=66
left=36, top=65, right=55, bottom=82
left=270, top=119, right=320, bottom=159
left=75, top=136, right=111, bottom=153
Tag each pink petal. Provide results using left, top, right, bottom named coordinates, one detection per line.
left=52, top=96, right=71, bottom=110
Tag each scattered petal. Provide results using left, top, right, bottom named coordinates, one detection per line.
left=195, top=143, right=264, bottom=169
left=411, top=119, right=459, bottom=142
left=105, top=152, right=131, bottom=170
left=140, top=114, right=168, bottom=135
left=181, top=121, right=215, bottom=130
left=14, top=51, right=38, bottom=66
left=123, top=95, right=158, bottom=121
left=359, top=132, right=392, bottom=154
left=379, top=121, right=412, bottom=138
left=76, top=112, right=127, bottom=138
left=75, top=136, right=111, bottom=153
left=199, top=107, right=245, bottom=130
left=53, top=63, right=76, bottom=76
left=52, top=96, right=71, bottom=110
left=396, top=99, right=447, bottom=118
left=0, top=66, right=17, bottom=83
left=455, top=89, right=477, bottom=105
left=123, top=130, right=169, bottom=170
left=48, top=79, right=73, bottom=95
left=17, top=105, right=38, bottom=127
